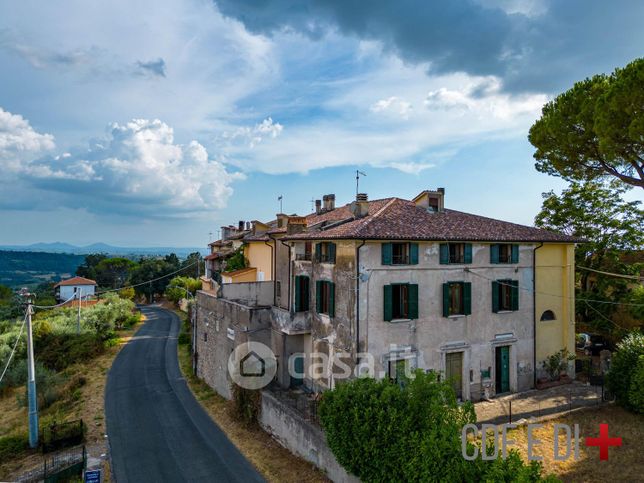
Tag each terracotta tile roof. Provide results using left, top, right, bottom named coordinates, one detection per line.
left=284, top=198, right=582, bottom=243
left=54, top=276, right=97, bottom=288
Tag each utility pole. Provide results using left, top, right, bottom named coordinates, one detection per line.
left=20, top=288, right=39, bottom=448
left=76, top=288, right=82, bottom=335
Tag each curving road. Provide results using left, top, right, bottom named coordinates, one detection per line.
left=105, top=305, right=264, bottom=482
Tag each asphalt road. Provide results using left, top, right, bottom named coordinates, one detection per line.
left=105, top=305, right=264, bottom=483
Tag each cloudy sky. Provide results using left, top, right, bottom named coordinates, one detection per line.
left=1, top=0, right=642, bottom=247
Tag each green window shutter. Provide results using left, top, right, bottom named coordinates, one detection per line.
left=464, top=282, right=472, bottom=315
left=511, top=244, right=519, bottom=264
left=408, top=284, right=419, bottom=319
left=383, top=285, right=393, bottom=321
left=490, top=244, right=499, bottom=264
left=492, top=281, right=499, bottom=313
left=440, top=243, right=449, bottom=264
left=409, top=243, right=419, bottom=265
left=315, top=243, right=321, bottom=262
left=294, top=275, right=301, bottom=312
left=442, top=283, right=450, bottom=317
left=302, top=276, right=310, bottom=311
left=464, top=243, right=472, bottom=264
left=381, top=243, right=393, bottom=265
left=329, top=282, right=335, bottom=317
left=329, top=243, right=336, bottom=264
left=315, top=280, right=322, bottom=313
left=511, top=280, right=519, bottom=311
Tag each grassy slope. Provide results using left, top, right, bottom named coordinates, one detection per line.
left=0, top=318, right=144, bottom=480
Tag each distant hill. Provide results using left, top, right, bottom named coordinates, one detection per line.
left=0, top=250, right=86, bottom=288
left=0, top=243, right=207, bottom=258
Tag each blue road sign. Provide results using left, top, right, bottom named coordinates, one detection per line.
left=84, top=469, right=101, bottom=483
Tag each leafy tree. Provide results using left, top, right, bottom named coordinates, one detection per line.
left=607, top=331, right=644, bottom=411
left=164, top=276, right=201, bottom=304
left=94, top=257, right=137, bottom=289
left=629, top=355, right=644, bottom=413
left=535, top=181, right=643, bottom=332
left=181, top=252, right=203, bottom=278
left=0, top=284, right=12, bottom=301
left=529, top=58, right=644, bottom=189
left=130, top=258, right=177, bottom=302
left=76, top=253, right=108, bottom=280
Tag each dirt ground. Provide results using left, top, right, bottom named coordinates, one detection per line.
left=503, top=405, right=644, bottom=482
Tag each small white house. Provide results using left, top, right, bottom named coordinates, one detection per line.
left=54, top=276, right=97, bottom=302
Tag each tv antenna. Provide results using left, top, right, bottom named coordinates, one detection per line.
left=356, top=170, right=367, bottom=197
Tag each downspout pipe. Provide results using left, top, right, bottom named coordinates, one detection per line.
left=533, top=242, right=544, bottom=387
left=264, top=238, right=274, bottom=282
left=356, top=239, right=366, bottom=364
left=268, top=235, right=277, bottom=306
left=279, top=238, right=292, bottom=312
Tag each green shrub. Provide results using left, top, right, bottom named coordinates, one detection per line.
left=15, top=363, right=64, bottom=409
left=542, top=348, right=575, bottom=381
left=230, top=385, right=261, bottom=427
left=35, top=333, right=106, bottom=371
left=628, top=355, right=644, bottom=413
left=607, top=331, right=644, bottom=410
left=0, top=434, right=29, bottom=461
left=178, top=332, right=191, bottom=345
left=319, top=371, right=554, bottom=482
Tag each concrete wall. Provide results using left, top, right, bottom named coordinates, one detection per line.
left=195, top=291, right=272, bottom=399
left=220, top=281, right=274, bottom=306
left=260, top=391, right=359, bottom=483
left=246, top=241, right=273, bottom=281
left=535, top=243, right=576, bottom=378
left=58, top=284, right=95, bottom=301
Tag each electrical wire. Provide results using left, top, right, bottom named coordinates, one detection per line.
left=33, top=293, right=77, bottom=309
left=95, top=260, right=200, bottom=295
left=465, top=268, right=644, bottom=308
left=577, top=265, right=644, bottom=281
left=0, top=313, right=27, bottom=385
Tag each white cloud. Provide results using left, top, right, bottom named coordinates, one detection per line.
left=1, top=110, right=241, bottom=215
left=221, top=117, right=283, bottom=148
left=370, top=96, right=412, bottom=119
left=0, top=107, right=55, bottom=172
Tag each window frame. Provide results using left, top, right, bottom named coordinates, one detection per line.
left=315, top=242, right=336, bottom=264
left=439, top=243, right=472, bottom=264
left=442, top=281, right=472, bottom=317
left=294, top=275, right=310, bottom=312
left=316, top=280, right=335, bottom=316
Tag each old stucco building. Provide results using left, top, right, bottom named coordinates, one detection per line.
left=196, top=189, right=579, bottom=401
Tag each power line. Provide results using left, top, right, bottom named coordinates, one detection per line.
left=33, top=293, right=77, bottom=309
left=465, top=268, right=644, bottom=308
left=0, top=313, right=27, bottom=385
left=95, top=260, right=200, bottom=296
left=577, top=265, right=644, bottom=281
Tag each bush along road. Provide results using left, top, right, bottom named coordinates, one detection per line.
left=105, top=305, right=264, bottom=482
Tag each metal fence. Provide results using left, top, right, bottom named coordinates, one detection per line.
left=17, top=445, right=86, bottom=483
left=476, top=382, right=614, bottom=426
left=41, top=419, right=85, bottom=454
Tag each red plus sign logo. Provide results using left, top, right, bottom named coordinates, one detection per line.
left=585, top=424, right=622, bottom=460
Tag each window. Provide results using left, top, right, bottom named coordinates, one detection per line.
left=316, top=280, right=335, bottom=316
left=442, top=282, right=472, bottom=317
left=490, top=244, right=519, bottom=264
left=315, top=242, right=336, bottom=263
left=294, top=275, right=310, bottom=312
left=439, top=243, right=472, bottom=264
left=383, top=283, right=419, bottom=321
left=492, top=280, right=519, bottom=312
left=295, top=242, right=312, bottom=261
left=381, top=242, right=419, bottom=265
left=540, top=310, right=556, bottom=321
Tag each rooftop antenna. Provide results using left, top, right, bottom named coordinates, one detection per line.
left=310, top=198, right=316, bottom=213
left=209, top=232, right=213, bottom=242
left=278, top=195, right=283, bottom=213
left=356, top=170, right=367, bottom=197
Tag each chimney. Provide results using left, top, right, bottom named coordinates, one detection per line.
left=277, top=213, right=289, bottom=228
left=246, top=221, right=251, bottom=231
left=315, top=199, right=322, bottom=215
left=323, top=194, right=336, bottom=211
left=287, top=216, right=307, bottom=234
left=351, top=193, right=369, bottom=218
left=238, top=220, right=244, bottom=231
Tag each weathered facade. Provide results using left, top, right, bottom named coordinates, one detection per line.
left=195, top=189, right=580, bottom=402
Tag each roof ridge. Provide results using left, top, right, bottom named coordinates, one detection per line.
left=353, top=197, right=399, bottom=231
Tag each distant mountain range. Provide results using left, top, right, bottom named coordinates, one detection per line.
left=0, top=242, right=207, bottom=257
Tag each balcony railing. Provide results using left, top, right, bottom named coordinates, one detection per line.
left=295, top=253, right=312, bottom=261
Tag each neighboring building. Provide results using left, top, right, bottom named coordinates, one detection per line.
left=54, top=276, right=97, bottom=302
left=195, top=189, right=580, bottom=401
